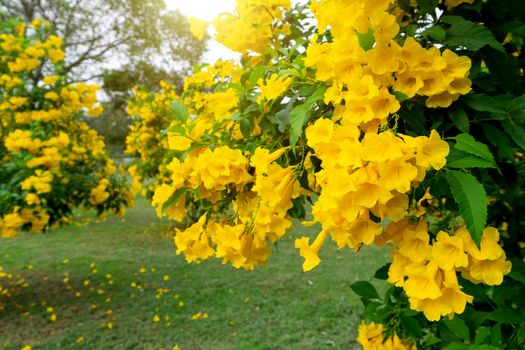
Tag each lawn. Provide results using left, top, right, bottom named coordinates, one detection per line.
left=0, top=196, right=389, bottom=350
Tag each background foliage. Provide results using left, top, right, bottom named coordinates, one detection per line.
left=0, top=0, right=206, bottom=155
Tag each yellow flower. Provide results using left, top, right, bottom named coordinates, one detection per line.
left=191, top=312, right=208, bottom=320
left=174, top=215, right=214, bottom=263
left=168, top=134, right=192, bottom=151
left=188, top=17, right=209, bottom=40
left=250, top=147, right=287, bottom=175
left=397, top=221, right=431, bottom=263
left=87, top=104, right=104, bottom=117
left=257, top=74, right=292, bottom=104
left=377, top=157, right=418, bottom=193
left=457, top=226, right=504, bottom=261
left=48, top=48, right=65, bottom=64
left=463, top=255, right=512, bottom=286
left=305, top=118, right=334, bottom=149
left=357, top=321, right=384, bottom=348
left=151, top=183, right=175, bottom=217
left=426, top=91, right=461, bottom=108
left=295, top=229, right=328, bottom=272
left=431, top=231, right=468, bottom=270
left=31, top=18, right=42, bottom=28
left=44, top=91, right=59, bottom=101
left=403, top=261, right=442, bottom=300
left=414, top=130, right=450, bottom=170
left=43, top=75, right=59, bottom=85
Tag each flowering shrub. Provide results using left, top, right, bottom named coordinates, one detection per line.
left=0, top=19, right=133, bottom=237
left=125, top=82, right=179, bottom=201
left=128, top=0, right=525, bottom=348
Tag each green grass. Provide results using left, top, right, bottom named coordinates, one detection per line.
left=0, top=197, right=388, bottom=350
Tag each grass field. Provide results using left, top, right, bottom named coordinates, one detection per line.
left=0, top=197, right=388, bottom=350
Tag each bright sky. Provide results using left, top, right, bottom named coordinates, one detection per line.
left=165, top=0, right=240, bottom=63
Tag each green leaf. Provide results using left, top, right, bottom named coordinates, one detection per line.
left=502, top=120, right=525, bottom=151
left=443, top=16, right=504, bottom=52
left=363, top=302, right=394, bottom=323
left=517, top=326, right=525, bottom=345
left=423, top=25, right=447, bottom=41
left=482, top=48, right=524, bottom=95
left=249, top=65, right=266, bottom=86
left=468, top=346, right=501, bottom=350
left=446, top=171, right=487, bottom=247
left=449, top=104, right=470, bottom=133
left=461, top=94, right=506, bottom=114
left=508, top=270, right=525, bottom=283
left=393, top=90, right=409, bottom=103
left=350, top=281, right=381, bottom=300
left=399, top=103, right=426, bottom=134
left=398, top=0, right=412, bottom=12
left=490, top=324, right=503, bottom=348
left=401, top=315, right=423, bottom=337
left=162, top=188, right=186, bottom=215
left=167, top=125, right=186, bottom=135
left=453, top=133, right=496, bottom=167
left=373, top=263, right=390, bottom=280
left=289, top=86, right=326, bottom=148
left=474, top=327, right=491, bottom=345
left=445, top=344, right=469, bottom=350
left=416, top=0, right=437, bottom=16
left=240, top=118, right=251, bottom=138
left=443, top=317, right=470, bottom=340
left=170, top=100, right=189, bottom=123
left=357, top=28, right=375, bottom=50
left=487, top=309, right=525, bottom=324
left=267, top=99, right=293, bottom=133
left=482, top=124, right=515, bottom=160
left=507, top=95, right=525, bottom=113
left=447, top=149, right=496, bottom=169
left=424, top=335, right=442, bottom=347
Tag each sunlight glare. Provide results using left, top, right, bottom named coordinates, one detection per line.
left=165, top=0, right=236, bottom=21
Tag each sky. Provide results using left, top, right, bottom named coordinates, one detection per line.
left=165, top=0, right=240, bottom=63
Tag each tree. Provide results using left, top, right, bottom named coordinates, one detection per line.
left=0, top=0, right=207, bottom=154
left=0, top=0, right=205, bottom=80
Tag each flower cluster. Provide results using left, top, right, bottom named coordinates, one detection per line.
left=357, top=322, right=417, bottom=350
left=151, top=146, right=297, bottom=270
left=214, top=0, right=291, bottom=54
left=295, top=118, right=450, bottom=272
left=382, top=220, right=509, bottom=321
left=125, top=61, right=244, bottom=201
left=308, top=0, right=472, bottom=122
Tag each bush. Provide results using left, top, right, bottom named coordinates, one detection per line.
left=131, top=0, right=525, bottom=348
left=0, top=19, right=133, bottom=237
